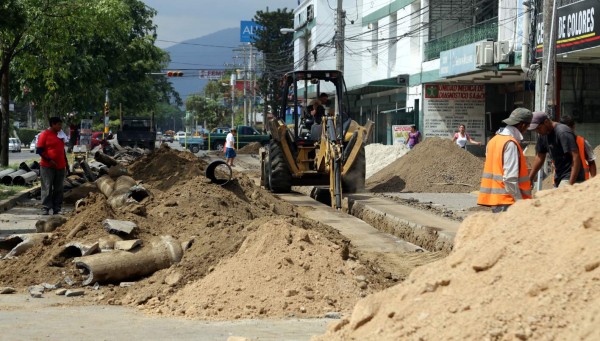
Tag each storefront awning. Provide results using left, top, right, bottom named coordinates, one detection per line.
left=347, top=76, right=408, bottom=96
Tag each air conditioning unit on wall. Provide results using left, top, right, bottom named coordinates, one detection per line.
left=494, top=41, right=510, bottom=63
left=476, top=41, right=494, bottom=68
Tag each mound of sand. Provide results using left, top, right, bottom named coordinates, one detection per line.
left=0, top=147, right=393, bottom=320
left=316, top=176, right=600, bottom=340
left=237, top=142, right=262, bottom=155
left=365, top=143, right=409, bottom=179
left=149, top=219, right=386, bottom=319
left=367, top=137, right=483, bottom=193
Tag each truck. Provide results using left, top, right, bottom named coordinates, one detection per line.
left=179, top=135, right=205, bottom=153
left=117, top=116, right=156, bottom=150
left=204, top=125, right=269, bottom=151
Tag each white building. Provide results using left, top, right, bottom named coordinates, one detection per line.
left=291, top=0, right=536, bottom=149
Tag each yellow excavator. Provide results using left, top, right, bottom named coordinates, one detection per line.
left=260, top=70, right=373, bottom=209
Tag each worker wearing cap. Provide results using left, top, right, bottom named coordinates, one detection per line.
left=478, top=108, right=533, bottom=213
left=528, top=112, right=583, bottom=188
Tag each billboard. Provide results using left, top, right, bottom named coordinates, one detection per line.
left=240, top=21, right=263, bottom=43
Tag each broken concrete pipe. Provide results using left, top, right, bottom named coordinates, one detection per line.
left=1, top=169, right=27, bottom=185
left=74, top=235, right=183, bottom=285
left=87, top=160, right=109, bottom=175
left=94, top=151, right=118, bottom=167
left=0, top=233, right=52, bottom=259
left=96, top=175, right=115, bottom=198
left=12, top=171, right=38, bottom=186
left=19, top=161, right=40, bottom=173
left=109, top=176, right=149, bottom=208
left=80, top=161, right=96, bottom=182
left=205, top=160, right=232, bottom=185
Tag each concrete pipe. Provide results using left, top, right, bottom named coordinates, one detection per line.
left=96, top=175, right=115, bottom=198
left=12, top=171, right=38, bottom=186
left=0, top=169, right=16, bottom=178
left=0, top=233, right=52, bottom=259
left=205, top=160, right=232, bottom=186
left=80, top=161, right=96, bottom=182
left=1, top=170, right=27, bottom=186
left=107, top=165, right=129, bottom=178
left=94, top=151, right=118, bottom=167
left=74, top=235, right=183, bottom=285
left=88, top=160, right=109, bottom=174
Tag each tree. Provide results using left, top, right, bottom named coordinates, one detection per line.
left=0, top=0, right=179, bottom=166
left=185, top=94, right=227, bottom=128
left=252, top=8, right=294, bottom=119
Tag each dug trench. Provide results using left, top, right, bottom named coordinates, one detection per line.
left=0, top=145, right=425, bottom=320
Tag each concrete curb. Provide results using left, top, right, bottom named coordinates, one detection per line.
left=348, top=199, right=455, bottom=253
left=0, top=186, right=39, bottom=213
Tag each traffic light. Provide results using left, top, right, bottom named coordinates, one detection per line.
left=166, top=71, right=184, bottom=77
left=103, top=102, right=109, bottom=115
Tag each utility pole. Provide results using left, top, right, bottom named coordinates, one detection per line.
left=231, top=73, right=236, bottom=128
left=249, top=44, right=254, bottom=126
left=542, top=0, right=557, bottom=117
left=335, top=0, right=345, bottom=72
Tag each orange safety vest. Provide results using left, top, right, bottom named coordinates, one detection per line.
left=478, top=134, right=532, bottom=206
left=576, top=135, right=590, bottom=180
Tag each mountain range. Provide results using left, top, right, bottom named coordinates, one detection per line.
left=164, top=28, right=240, bottom=104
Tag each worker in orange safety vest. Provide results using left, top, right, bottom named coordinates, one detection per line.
left=559, top=115, right=596, bottom=180
left=478, top=108, right=533, bottom=213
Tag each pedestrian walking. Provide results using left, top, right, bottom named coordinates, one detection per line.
left=477, top=108, right=533, bottom=213
left=36, top=117, right=67, bottom=215
left=528, top=112, right=583, bottom=188
left=559, top=115, right=596, bottom=179
left=453, top=124, right=482, bottom=149
left=225, top=128, right=237, bottom=167
left=405, top=125, right=421, bottom=149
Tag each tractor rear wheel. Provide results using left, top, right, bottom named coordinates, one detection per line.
left=268, top=140, right=292, bottom=193
left=342, top=143, right=366, bottom=193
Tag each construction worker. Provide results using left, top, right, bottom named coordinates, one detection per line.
left=477, top=108, right=533, bottom=213
left=528, top=112, right=583, bottom=188
left=559, top=115, right=596, bottom=179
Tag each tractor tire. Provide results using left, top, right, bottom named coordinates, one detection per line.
left=268, top=140, right=292, bottom=193
left=342, top=143, right=366, bottom=193
left=261, top=153, right=271, bottom=190
left=191, top=145, right=200, bottom=153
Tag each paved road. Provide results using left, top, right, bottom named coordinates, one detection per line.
left=8, top=150, right=37, bottom=165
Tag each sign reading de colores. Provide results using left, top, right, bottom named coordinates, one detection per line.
left=536, top=0, right=599, bottom=56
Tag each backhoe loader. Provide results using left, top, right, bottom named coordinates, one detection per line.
left=259, top=70, right=373, bottom=209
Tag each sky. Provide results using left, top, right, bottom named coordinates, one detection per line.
left=143, top=0, right=299, bottom=48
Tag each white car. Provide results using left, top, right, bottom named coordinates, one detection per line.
left=174, top=131, right=189, bottom=141
left=29, top=134, right=40, bottom=153
left=8, top=138, right=21, bottom=153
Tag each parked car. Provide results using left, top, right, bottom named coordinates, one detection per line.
left=163, top=133, right=174, bottom=143
left=205, top=125, right=269, bottom=151
left=8, top=138, right=21, bottom=153
left=174, top=131, right=189, bottom=141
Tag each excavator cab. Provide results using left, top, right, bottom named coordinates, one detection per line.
left=260, top=70, right=373, bottom=209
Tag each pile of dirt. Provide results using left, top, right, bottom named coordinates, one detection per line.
left=0, top=146, right=392, bottom=320
left=594, top=144, right=600, bottom=160
left=147, top=219, right=388, bottom=319
left=367, top=137, right=483, bottom=193
left=365, top=143, right=409, bottom=179
left=237, top=142, right=262, bottom=154
left=316, top=176, right=600, bottom=341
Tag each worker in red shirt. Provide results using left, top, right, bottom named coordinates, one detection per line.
left=36, top=117, right=67, bottom=215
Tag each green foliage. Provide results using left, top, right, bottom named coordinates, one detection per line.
left=0, top=185, right=27, bottom=200
left=92, top=119, right=121, bottom=132
left=253, top=8, right=294, bottom=117
left=15, top=127, right=39, bottom=144
left=186, top=94, right=229, bottom=128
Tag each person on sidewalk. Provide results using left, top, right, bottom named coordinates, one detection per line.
left=225, top=128, right=237, bottom=167
left=477, top=108, right=533, bottom=213
left=453, top=124, right=482, bottom=149
left=36, top=117, right=67, bottom=215
left=559, top=115, right=596, bottom=179
left=528, top=112, right=583, bottom=188
left=405, top=125, right=421, bottom=149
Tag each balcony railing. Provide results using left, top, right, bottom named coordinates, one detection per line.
left=423, top=17, right=498, bottom=61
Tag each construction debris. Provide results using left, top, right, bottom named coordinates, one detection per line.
left=0, top=287, right=16, bottom=294
left=35, top=216, right=67, bottom=233
left=102, top=219, right=137, bottom=236
left=74, top=235, right=183, bottom=286
left=114, top=239, right=142, bottom=251
left=0, top=233, right=52, bottom=259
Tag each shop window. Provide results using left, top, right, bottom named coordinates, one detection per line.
left=560, top=64, right=600, bottom=123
